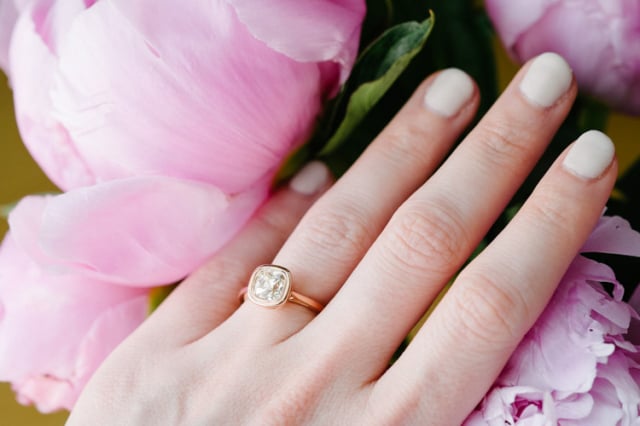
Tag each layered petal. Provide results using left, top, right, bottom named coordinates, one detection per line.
left=8, top=0, right=362, bottom=192
left=486, top=0, right=640, bottom=115
left=227, top=0, right=365, bottom=81
left=9, top=0, right=95, bottom=189
left=485, top=0, right=559, bottom=47
left=8, top=175, right=268, bottom=286
left=582, top=215, right=640, bottom=256
left=46, top=0, right=325, bottom=193
left=465, top=216, right=640, bottom=424
left=0, top=233, right=149, bottom=412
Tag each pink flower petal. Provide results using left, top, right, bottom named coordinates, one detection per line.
left=9, top=1, right=95, bottom=189
left=227, top=0, right=365, bottom=82
left=0, top=233, right=148, bottom=402
left=581, top=216, right=640, bottom=257
left=9, top=175, right=268, bottom=286
left=49, top=0, right=324, bottom=194
left=485, top=0, right=560, bottom=48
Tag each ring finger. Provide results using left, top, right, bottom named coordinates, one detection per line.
left=238, top=68, right=480, bottom=331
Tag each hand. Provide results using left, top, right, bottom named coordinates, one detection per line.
left=66, top=52, right=617, bottom=425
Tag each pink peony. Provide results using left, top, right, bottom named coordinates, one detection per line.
left=485, top=0, right=640, bottom=115
left=0, top=0, right=364, bottom=286
left=0, top=0, right=365, bottom=411
left=6, top=0, right=364, bottom=192
left=465, top=216, right=640, bottom=425
left=0, top=231, right=149, bottom=413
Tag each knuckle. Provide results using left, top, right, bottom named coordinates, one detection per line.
left=255, top=207, right=297, bottom=240
left=450, top=272, right=529, bottom=345
left=527, top=190, right=573, bottom=229
left=254, top=363, right=333, bottom=425
left=384, top=202, right=468, bottom=276
left=382, top=121, right=432, bottom=164
left=476, top=120, right=530, bottom=167
left=299, top=204, right=374, bottom=264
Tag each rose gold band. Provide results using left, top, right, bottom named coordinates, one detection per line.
left=238, top=287, right=324, bottom=314
left=238, top=265, right=324, bottom=314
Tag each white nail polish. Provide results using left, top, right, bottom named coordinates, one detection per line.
left=563, top=130, right=615, bottom=179
left=519, top=52, right=572, bottom=107
left=424, top=68, right=474, bottom=117
left=290, top=161, right=330, bottom=195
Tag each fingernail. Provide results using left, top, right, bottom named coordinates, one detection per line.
left=290, top=161, right=330, bottom=195
left=563, top=130, right=615, bottom=179
left=519, top=52, right=572, bottom=107
left=424, top=68, right=474, bottom=117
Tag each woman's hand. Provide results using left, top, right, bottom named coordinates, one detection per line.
left=66, top=52, right=617, bottom=425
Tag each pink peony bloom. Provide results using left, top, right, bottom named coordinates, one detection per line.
left=465, top=216, right=640, bottom=425
left=1, top=0, right=364, bottom=287
left=485, top=0, right=640, bottom=115
left=0, top=231, right=149, bottom=413
left=7, top=0, right=364, bottom=191
left=0, top=0, right=364, bottom=412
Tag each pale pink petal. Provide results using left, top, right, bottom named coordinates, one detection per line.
left=13, top=374, right=76, bottom=413
left=9, top=175, right=268, bottom=286
left=581, top=216, right=640, bottom=256
left=227, top=0, right=365, bottom=82
left=50, top=0, right=323, bottom=193
left=9, top=1, right=95, bottom=189
left=487, top=0, right=640, bottom=115
left=0, top=233, right=148, bottom=386
left=10, top=295, right=148, bottom=413
left=579, top=378, right=624, bottom=425
left=485, top=0, right=560, bottom=47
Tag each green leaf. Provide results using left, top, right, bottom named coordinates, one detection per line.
left=148, top=284, right=178, bottom=314
left=319, top=13, right=434, bottom=157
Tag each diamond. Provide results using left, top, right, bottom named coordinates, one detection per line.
left=248, top=265, right=291, bottom=307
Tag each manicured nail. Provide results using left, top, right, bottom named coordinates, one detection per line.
left=563, top=130, right=615, bottom=179
left=424, top=68, right=474, bottom=117
left=519, top=52, right=572, bottom=107
left=290, top=161, right=330, bottom=195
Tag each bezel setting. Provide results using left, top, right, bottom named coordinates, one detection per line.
left=247, top=265, right=292, bottom=308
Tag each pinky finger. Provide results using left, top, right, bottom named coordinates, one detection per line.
left=137, top=162, right=332, bottom=348
left=374, top=131, right=617, bottom=424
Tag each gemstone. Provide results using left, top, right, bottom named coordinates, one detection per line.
left=249, top=265, right=291, bottom=307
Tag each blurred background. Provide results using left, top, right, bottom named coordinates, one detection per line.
left=1, top=43, right=639, bottom=425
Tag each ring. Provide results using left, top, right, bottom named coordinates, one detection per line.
left=238, top=264, right=324, bottom=314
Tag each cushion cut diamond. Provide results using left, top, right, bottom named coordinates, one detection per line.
left=249, top=265, right=291, bottom=307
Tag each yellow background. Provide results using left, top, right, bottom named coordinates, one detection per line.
left=0, top=48, right=639, bottom=424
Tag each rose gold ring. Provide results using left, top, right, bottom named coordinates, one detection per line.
left=238, top=265, right=323, bottom=314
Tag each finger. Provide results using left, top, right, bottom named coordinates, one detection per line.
left=242, top=69, right=479, bottom=329
left=376, top=131, right=616, bottom=424
left=310, top=53, right=578, bottom=371
left=136, top=162, right=331, bottom=347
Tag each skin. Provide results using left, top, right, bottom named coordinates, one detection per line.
left=66, top=57, right=617, bottom=425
